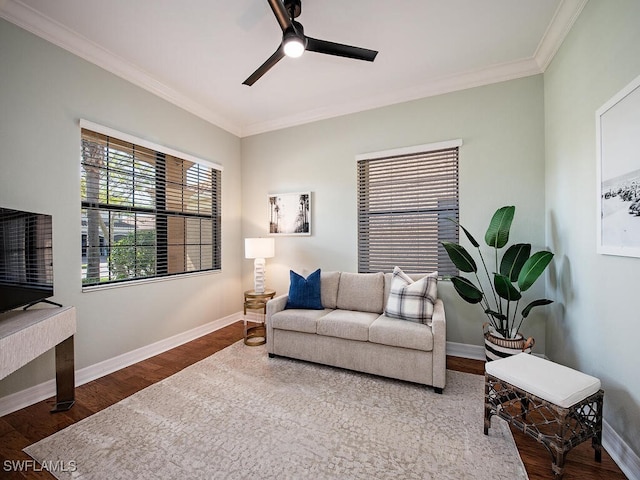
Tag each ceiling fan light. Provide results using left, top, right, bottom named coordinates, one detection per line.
left=283, top=37, right=305, bottom=58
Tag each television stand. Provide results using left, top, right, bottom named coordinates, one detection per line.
left=0, top=306, right=76, bottom=413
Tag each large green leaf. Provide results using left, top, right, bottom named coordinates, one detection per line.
left=500, top=243, right=531, bottom=282
left=521, top=299, right=553, bottom=317
left=517, top=251, right=554, bottom=291
left=451, top=276, right=483, bottom=304
left=485, top=206, right=515, bottom=249
left=445, top=218, right=480, bottom=248
left=460, top=225, right=480, bottom=248
left=494, top=273, right=522, bottom=301
left=485, top=309, right=507, bottom=322
left=442, top=242, right=477, bottom=273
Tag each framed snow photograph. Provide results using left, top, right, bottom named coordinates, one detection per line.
left=268, top=192, right=311, bottom=236
left=596, top=73, right=640, bottom=257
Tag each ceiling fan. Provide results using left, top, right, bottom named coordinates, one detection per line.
left=243, top=0, right=378, bottom=86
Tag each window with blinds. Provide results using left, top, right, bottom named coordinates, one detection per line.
left=80, top=122, right=222, bottom=287
left=357, top=141, right=460, bottom=276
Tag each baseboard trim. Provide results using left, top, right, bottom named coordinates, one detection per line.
left=445, top=341, right=548, bottom=361
left=2, top=328, right=638, bottom=479
left=603, top=419, right=640, bottom=480
left=0, top=312, right=242, bottom=417
left=446, top=341, right=485, bottom=360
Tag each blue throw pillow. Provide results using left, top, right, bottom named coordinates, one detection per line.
left=285, top=269, right=323, bottom=310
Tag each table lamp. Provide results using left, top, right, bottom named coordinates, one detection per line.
left=245, top=237, right=275, bottom=293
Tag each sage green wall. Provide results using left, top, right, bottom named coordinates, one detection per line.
left=241, top=75, right=547, bottom=351
left=0, top=20, right=243, bottom=396
left=544, top=0, right=640, bottom=460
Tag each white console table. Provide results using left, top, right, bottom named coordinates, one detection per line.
left=0, top=306, right=76, bottom=412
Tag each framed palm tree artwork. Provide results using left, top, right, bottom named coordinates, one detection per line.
left=268, top=192, right=311, bottom=236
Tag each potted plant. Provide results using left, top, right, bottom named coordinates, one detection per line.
left=442, top=206, right=554, bottom=360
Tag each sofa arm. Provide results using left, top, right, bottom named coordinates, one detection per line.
left=431, top=298, right=447, bottom=390
left=266, top=294, right=288, bottom=317
left=266, top=294, right=288, bottom=353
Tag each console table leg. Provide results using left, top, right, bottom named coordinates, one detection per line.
left=51, top=335, right=75, bottom=413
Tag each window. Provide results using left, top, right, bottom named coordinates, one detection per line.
left=80, top=121, right=222, bottom=288
left=357, top=140, right=461, bottom=276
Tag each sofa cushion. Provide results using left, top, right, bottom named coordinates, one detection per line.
left=320, top=271, right=341, bottom=309
left=385, top=267, right=438, bottom=324
left=316, top=309, right=379, bottom=341
left=270, top=308, right=331, bottom=334
left=336, top=272, right=384, bottom=313
left=369, top=315, right=434, bottom=352
left=292, top=269, right=341, bottom=309
left=285, top=269, right=323, bottom=310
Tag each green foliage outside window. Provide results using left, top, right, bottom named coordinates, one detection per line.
left=110, top=230, right=156, bottom=280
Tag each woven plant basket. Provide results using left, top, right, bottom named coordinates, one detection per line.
left=483, top=323, right=534, bottom=362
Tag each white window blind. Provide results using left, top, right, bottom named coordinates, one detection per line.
left=357, top=141, right=460, bottom=276
left=80, top=122, right=222, bottom=287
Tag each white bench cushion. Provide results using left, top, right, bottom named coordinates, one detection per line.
left=485, top=353, right=601, bottom=408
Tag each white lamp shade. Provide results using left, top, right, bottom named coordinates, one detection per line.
left=245, top=237, right=275, bottom=259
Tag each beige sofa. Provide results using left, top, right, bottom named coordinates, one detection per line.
left=266, top=271, right=446, bottom=393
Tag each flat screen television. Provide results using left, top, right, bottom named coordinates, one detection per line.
left=0, top=207, right=55, bottom=313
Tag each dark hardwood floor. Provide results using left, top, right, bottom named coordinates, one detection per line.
left=0, top=322, right=627, bottom=479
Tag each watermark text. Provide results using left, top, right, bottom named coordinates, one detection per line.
left=3, top=459, right=77, bottom=472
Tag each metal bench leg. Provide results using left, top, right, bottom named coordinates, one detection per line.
left=593, top=394, right=604, bottom=462
left=593, top=436, right=602, bottom=462
left=551, top=450, right=566, bottom=479
left=483, top=376, right=492, bottom=435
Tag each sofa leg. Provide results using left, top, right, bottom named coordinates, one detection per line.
left=268, top=353, right=276, bottom=358
left=434, top=387, right=443, bottom=394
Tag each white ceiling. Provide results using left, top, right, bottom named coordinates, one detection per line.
left=1, top=0, right=586, bottom=137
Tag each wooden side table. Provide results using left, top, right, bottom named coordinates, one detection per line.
left=243, top=289, right=275, bottom=346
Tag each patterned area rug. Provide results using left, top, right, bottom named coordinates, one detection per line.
left=25, top=341, right=527, bottom=479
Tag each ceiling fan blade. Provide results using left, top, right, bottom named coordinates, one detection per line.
left=267, top=0, right=293, bottom=32
left=306, top=37, right=378, bottom=62
left=243, top=47, right=286, bottom=86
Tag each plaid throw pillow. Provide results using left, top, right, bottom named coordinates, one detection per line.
left=385, top=267, right=438, bottom=324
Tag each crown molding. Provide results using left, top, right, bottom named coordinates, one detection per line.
left=244, top=0, right=588, bottom=137
left=2, top=0, right=586, bottom=138
left=241, top=56, right=543, bottom=137
left=534, top=0, right=588, bottom=71
left=0, top=0, right=242, bottom=137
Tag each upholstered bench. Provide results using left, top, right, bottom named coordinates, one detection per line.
left=484, top=353, right=604, bottom=479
